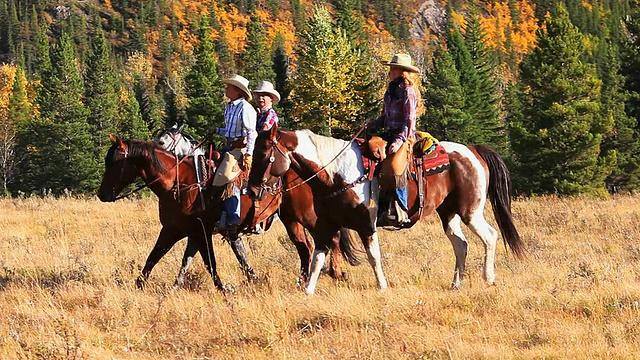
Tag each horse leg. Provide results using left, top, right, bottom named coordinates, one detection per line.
left=325, top=230, right=349, bottom=281
left=227, top=232, right=258, bottom=282
left=466, top=211, right=499, bottom=285
left=304, top=226, right=339, bottom=295
left=174, top=236, right=198, bottom=288
left=282, top=219, right=313, bottom=285
left=439, top=212, right=469, bottom=289
left=197, top=232, right=225, bottom=291
left=137, top=226, right=183, bottom=289
left=360, top=231, right=388, bottom=290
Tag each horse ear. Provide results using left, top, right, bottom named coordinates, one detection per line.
left=177, top=123, right=185, bottom=132
left=109, top=134, right=117, bottom=144
left=269, top=123, right=278, bottom=140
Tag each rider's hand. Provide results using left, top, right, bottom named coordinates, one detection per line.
left=243, top=154, right=252, bottom=172
left=389, top=139, right=403, bottom=154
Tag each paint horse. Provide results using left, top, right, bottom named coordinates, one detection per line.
left=155, top=125, right=377, bottom=284
left=248, top=125, right=385, bottom=295
left=97, top=135, right=281, bottom=290
left=248, top=124, right=526, bottom=294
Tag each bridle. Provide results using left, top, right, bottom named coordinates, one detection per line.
left=253, top=136, right=291, bottom=200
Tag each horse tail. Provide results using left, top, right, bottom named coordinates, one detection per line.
left=338, top=228, right=361, bottom=266
left=474, top=145, right=526, bottom=259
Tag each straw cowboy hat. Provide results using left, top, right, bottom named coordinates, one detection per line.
left=223, top=74, right=252, bottom=101
left=253, top=81, right=281, bottom=103
left=382, top=53, right=420, bottom=73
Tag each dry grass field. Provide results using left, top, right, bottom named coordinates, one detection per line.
left=1, top=195, right=639, bottom=359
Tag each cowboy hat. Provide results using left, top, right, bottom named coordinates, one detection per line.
left=223, top=74, right=252, bottom=101
left=253, top=80, right=281, bottom=103
left=382, top=53, right=420, bottom=73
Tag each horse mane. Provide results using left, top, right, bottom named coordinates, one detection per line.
left=124, top=139, right=167, bottom=173
left=297, top=129, right=353, bottom=177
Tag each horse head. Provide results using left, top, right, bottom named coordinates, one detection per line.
left=247, top=124, right=294, bottom=201
left=154, top=123, right=204, bottom=157
left=98, top=135, right=138, bottom=202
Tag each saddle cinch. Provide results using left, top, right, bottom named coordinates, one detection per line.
left=376, top=131, right=451, bottom=221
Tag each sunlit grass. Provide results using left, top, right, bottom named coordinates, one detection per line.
left=1, top=195, right=639, bottom=359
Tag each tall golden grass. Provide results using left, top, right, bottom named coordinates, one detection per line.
left=1, top=195, right=639, bottom=359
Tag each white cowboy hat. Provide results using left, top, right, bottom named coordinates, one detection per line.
left=223, top=74, right=252, bottom=101
left=253, top=80, right=281, bottom=103
left=382, top=53, right=420, bottom=73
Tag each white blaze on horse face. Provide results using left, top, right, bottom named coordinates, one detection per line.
left=293, top=130, right=370, bottom=205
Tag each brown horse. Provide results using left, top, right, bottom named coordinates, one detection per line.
left=248, top=125, right=525, bottom=294
left=155, top=125, right=364, bottom=284
left=97, top=135, right=281, bottom=290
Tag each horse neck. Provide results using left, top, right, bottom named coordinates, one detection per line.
left=137, top=149, right=182, bottom=196
left=289, top=130, right=363, bottom=189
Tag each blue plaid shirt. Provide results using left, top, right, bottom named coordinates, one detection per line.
left=216, top=98, right=258, bottom=154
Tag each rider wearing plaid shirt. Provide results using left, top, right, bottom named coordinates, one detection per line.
left=368, top=53, right=421, bottom=226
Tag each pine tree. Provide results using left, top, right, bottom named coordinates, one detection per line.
left=272, top=33, right=291, bottom=127
left=184, top=15, right=224, bottom=136
left=84, top=28, right=120, bottom=162
left=239, top=11, right=275, bottom=84
left=422, top=45, right=473, bottom=143
left=510, top=4, right=614, bottom=196
left=446, top=25, right=484, bottom=143
left=462, top=14, right=506, bottom=153
left=19, top=33, right=97, bottom=194
left=117, top=86, right=148, bottom=139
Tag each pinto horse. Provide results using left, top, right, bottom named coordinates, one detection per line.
left=97, top=135, right=281, bottom=290
left=248, top=125, right=526, bottom=294
left=155, top=125, right=365, bottom=284
left=249, top=125, right=386, bottom=295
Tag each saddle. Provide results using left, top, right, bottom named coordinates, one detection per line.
left=375, top=132, right=451, bottom=225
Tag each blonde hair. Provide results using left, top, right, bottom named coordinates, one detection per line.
left=403, top=71, right=424, bottom=117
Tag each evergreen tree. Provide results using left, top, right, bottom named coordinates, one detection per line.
left=597, top=37, right=640, bottom=192
left=272, top=33, right=291, bottom=126
left=240, top=11, right=275, bottom=84
left=289, top=5, right=367, bottom=138
left=184, top=15, right=224, bottom=136
left=446, top=25, right=484, bottom=143
left=510, top=4, right=614, bottom=196
left=84, top=28, right=120, bottom=163
left=421, top=45, right=473, bottom=143
left=18, top=33, right=97, bottom=194
left=332, top=0, right=365, bottom=47
left=462, top=14, right=506, bottom=153
left=33, top=16, right=51, bottom=80
left=117, top=86, right=148, bottom=139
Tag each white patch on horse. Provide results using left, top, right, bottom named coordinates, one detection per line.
left=441, top=141, right=487, bottom=205
left=293, top=130, right=368, bottom=204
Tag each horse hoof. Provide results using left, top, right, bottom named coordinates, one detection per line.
left=136, top=277, right=146, bottom=289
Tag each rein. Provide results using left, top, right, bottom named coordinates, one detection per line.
left=112, top=142, right=205, bottom=201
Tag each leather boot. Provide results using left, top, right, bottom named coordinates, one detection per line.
left=228, top=232, right=258, bottom=281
